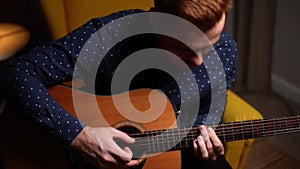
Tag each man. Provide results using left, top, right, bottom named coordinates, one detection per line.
left=0, top=0, right=236, bottom=168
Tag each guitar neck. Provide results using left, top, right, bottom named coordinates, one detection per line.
left=216, top=115, right=300, bottom=142
left=131, top=115, right=300, bottom=154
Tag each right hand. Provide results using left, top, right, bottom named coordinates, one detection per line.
left=70, top=126, right=139, bottom=169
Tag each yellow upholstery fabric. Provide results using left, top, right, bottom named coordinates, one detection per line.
left=40, top=0, right=154, bottom=39
left=39, top=0, right=68, bottom=39
left=39, top=1, right=263, bottom=168
left=224, top=90, right=263, bottom=169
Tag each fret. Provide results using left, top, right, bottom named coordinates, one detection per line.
left=193, top=128, right=198, bottom=146
left=189, top=128, right=195, bottom=149
left=147, top=134, right=151, bottom=153
left=181, top=129, right=186, bottom=149
left=172, top=128, right=177, bottom=149
left=172, top=129, right=178, bottom=150
left=279, top=118, right=286, bottom=130
left=231, top=123, right=235, bottom=141
left=177, top=129, right=181, bottom=147
left=156, top=133, right=161, bottom=152
left=279, top=117, right=287, bottom=130
left=222, top=125, right=226, bottom=143
left=183, top=128, right=189, bottom=149
left=152, top=131, right=156, bottom=153
left=273, top=118, right=277, bottom=136
left=174, top=128, right=179, bottom=148
left=257, top=120, right=262, bottom=138
left=164, top=130, right=169, bottom=151
left=240, top=121, right=245, bottom=140
left=160, top=130, right=164, bottom=152
left=167, top=129, right=175, bottom=149
left=298, top=115, right=300, bottom=129
left=261, top=119, right=265, bottom=137
left=251, top=120, right=255, bottom=139
left=237, top=122, right=243, bottom=140
left=155, top=132, right=159, bottom=152
left=285, top=116, right=288, bottom=131
left=257, top=120, right=262, bottom=137
left=180, top=129, right=187, bottom=149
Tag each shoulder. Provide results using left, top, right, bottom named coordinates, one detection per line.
left=214, top=32, right=237, bottom=50
left=213, top=32, right=238, bottom=61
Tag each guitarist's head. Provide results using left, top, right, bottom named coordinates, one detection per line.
left=153, top=0, right=232, bottom=32
left=150, top=0, right=233, bottom=67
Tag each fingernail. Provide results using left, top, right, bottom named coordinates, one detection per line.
left=208, top=127, right=214, bottom=133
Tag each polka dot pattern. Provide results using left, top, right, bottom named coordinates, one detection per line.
left=0, top=9, right=237, bottom=144
left=0, top=10, right=143, bottom=144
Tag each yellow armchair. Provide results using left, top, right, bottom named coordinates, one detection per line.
left=39, top=1, right=263, bottom=169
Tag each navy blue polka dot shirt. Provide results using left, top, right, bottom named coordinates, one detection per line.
left=0, top=9, right=237, bottom=145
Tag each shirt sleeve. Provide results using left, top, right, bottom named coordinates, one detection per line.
left=0, top=21, right=97, bottom=144
left=0, top=9, right=145, bottom=145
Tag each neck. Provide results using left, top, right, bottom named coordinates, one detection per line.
left=129, top=115, right=300, bottom=154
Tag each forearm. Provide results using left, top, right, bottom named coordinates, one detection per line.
left=0, top=66, right=84, bottom=144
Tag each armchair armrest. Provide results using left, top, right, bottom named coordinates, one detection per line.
left=223, top=90, right=263, bottom=169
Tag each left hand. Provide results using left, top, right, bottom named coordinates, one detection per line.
left=193, top=125, right=224, bottom=160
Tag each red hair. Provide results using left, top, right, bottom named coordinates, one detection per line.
left=154, top=0, right=232, bottom=32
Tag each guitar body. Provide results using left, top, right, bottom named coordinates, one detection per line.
left=1, top=85, right=181, bottom=169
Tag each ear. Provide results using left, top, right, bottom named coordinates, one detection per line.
left=149, top=7, right=158, bottom=12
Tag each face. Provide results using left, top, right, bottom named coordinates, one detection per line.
left=159, top=13, right=226, bottom=68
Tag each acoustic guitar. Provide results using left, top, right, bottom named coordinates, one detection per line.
left=1, top=85, right=300, bottom=169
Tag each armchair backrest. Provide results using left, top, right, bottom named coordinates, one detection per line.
left=39, top=0, right=154, bottom=39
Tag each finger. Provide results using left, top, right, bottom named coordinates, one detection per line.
left=199, top=126, right=214, bottom=153
left=97, top=151, right=133, bottom=169
left=109, top=141, right=133, bottom=163
left=112, top=147, right=139, bottom=168
left=112, top=128, right=135, bottom=144
left=96, top=157, right=129, bottom=169
left=195, top=135, right=208, bottom=160
left=124, top=146, right=139, bottom=167
left=126, top=160, right=140, bottom=167
left=193, top=139, right=199, bottom=158
left=199, top=125, right=218, bottom=160
left=96, top=152, right=118, bottom=166
left=208, top=127, right=224, bottom=156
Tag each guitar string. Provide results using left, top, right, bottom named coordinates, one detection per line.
left=129, top=119, right=300, bottom=145
left=129, top=126, right=300, bottom=150
left=130, top=126, right=300, bottom=145
left=129, top=119, right=300, bottom=146
left=128, top=115, right=300, bottom=138
left=129, top=116, right=300, bottom=139
left=117, top=116, right=300, bottom=153
left=128, top=127, right=300, bottom=152
left=128, top=128, right=300, bottom=155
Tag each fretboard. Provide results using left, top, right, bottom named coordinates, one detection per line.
left=130, top=115, right=300, bottom=154
left=216, top=115, right=300, bottom=142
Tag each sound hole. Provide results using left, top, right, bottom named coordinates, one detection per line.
left=118, top=125, right=142, bottom=136
left=115, top=125, right=146, bottom=169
